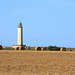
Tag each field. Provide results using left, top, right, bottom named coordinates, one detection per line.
left=0, top=50, right=75, bottom=75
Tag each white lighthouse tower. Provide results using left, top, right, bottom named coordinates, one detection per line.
left=12, top=22, right=25, bottom=48
left=17, top=22, right=23, bottom=46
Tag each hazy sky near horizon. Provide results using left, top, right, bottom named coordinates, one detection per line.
left=0, top=0, right=75, bottom=47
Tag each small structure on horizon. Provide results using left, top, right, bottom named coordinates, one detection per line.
left=1, top=41, right=2, bottom=46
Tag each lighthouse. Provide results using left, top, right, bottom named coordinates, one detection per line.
left=12, top=22, right=25, bottom=48
left=17, top=22, right=23, bottom=46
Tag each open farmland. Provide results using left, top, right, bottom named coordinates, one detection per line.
left=0, top=51, right=75, bottom=75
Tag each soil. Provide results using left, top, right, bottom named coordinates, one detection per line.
left=0, top=50, right=75, bottom=75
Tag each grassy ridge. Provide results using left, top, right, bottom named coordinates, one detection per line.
left=3, top=47, right=75, bottom=51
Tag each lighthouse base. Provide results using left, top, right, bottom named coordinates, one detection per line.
left=12, top=45, right=26, bottom=48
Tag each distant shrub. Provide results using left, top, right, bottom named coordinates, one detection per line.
left=3, top=47, right=15, bottom=50
left=70, top=50, right=73, bottom=51
left=48, top=46, right=60, bottom=51
left=26, top=46, right=31, bottom=50
left=25, top=47, right=35, bottom=50
left=0, top=45, right=3, bottom=50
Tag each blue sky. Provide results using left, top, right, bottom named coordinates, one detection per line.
left=0, top=0, right=75, bottom=47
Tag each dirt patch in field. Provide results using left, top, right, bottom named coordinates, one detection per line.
left=0, top=51, right=75, bottom=75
